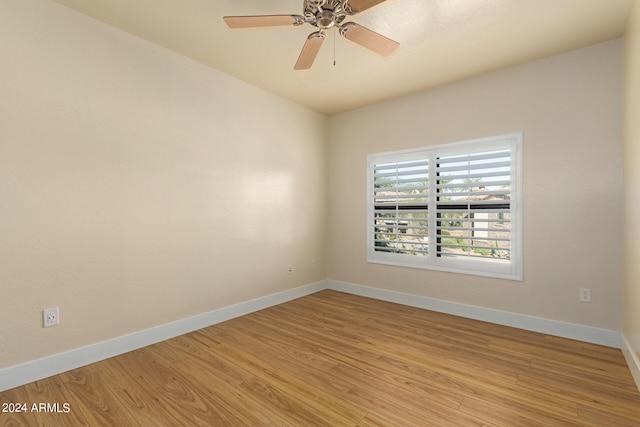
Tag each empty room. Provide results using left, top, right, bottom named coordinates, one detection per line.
left=2, top=0, right=640, bottom=425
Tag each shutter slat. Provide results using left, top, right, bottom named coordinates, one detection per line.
left=436, top=180, right=510, bottom=190
left=374, top=168, right=428, bottom=179
left=436, top=150, right=510, bottom=164
left=437, top=160, right=510, bottom=174
left=437, top=200, right=510, bottom=206
left=435, top=146, right=512, bottom=262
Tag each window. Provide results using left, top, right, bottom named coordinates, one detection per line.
left=367, top=133, right=522, bottom=280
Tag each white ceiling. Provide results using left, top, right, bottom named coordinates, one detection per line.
left=51, top=0, right=634, bottom=116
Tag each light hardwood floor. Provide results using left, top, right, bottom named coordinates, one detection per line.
left=2, top=290, right=640, bottom=426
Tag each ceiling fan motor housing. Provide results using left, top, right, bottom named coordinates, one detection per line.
left=304, top=0, right=351, bottom=30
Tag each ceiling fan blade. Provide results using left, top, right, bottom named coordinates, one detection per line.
left=223, top=15, right=303, bottom=28
left=294, top=31, right=326, bottom=70
left=346, top=0, right=387, bottom=13
left=339, top=22, right=399, bottom=57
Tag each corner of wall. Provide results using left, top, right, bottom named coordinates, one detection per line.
left=622, top=334, right=640, bottom=392
left=623, top=0, right=640, bottom=395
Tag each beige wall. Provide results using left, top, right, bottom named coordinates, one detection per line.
left=623, top=0, right=640, bottom=379
left=0, top=0, right=327, bottom=368
left=328, top=40, right=623, bottom=331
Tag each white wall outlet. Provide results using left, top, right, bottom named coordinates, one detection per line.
left=287, top=264, right=294, bottom=274
left=579, top=288, right=592, bottom=303
left=311, top=259, right=317, bottom=269
left=43, top=307, right=59, bottom=327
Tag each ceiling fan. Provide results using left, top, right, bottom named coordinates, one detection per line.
left=224, top=0, right=399, bottom=70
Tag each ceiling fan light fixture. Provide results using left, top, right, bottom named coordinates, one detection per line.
left=317, top=11, right=336, bottom=29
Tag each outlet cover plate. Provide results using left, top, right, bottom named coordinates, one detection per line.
left=43, top=307, right=59, bottom=327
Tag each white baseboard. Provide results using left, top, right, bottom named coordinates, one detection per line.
left=0, top=281, right=326, bottom=393
left=621, top=334, right=640, bottom=393
left=1, top=279, right=625, bottom=393
left=327, top=280, right=621, bottom=349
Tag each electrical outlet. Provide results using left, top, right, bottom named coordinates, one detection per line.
left=288, top=264, right=294, bottom=274
left=579, top=288, right=592, bottom=303
left=311, top=259, right=317, bottom=269
left=43, top=307, right=59, bottom=327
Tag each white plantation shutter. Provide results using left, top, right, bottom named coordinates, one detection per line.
left=368, top=133, right=522, bottom=280
left=372, top=157, right=429, bottom=256
left=435, top=148, right=512, bottom=260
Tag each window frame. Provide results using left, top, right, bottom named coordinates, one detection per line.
left=367, top=133, right=523, bottom=281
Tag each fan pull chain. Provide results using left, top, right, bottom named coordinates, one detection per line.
left=333, top=27, right=336, bottom=66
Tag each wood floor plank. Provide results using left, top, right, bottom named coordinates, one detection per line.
left=531, top=357, right=640, bottom=394
left=516, top=370, right=640, bottom=421
left=62, top=364, right=177, bottom=426
left=330, top=360, right=464, bottom=410
left=490, top=336, right=634, bottom=378
left=356, top=412, right=398, bottom=427
left=237, top=376, right=353, bottom=426
left=154, top=333, right=253, bottom=387
left=2, top=289, right=640, bottom=426
left=220, top=314, right=340, bottom=373
left=84, top=357, right=186, bottom=426
left=168, top=360, right=295, bottom=426
left=341, top=377, right=493, bottom=427
left=577, top=404, right=640, bottom=427
left=213, top=343, right=367, bottom=426
left=223, top=317, right=354, bottom=397
left=115, top=347, right=250, bottom=426
left=16, top=374, right=95, bottom=426
left=458, top=396, right=584, bottom=427
left=376, top=351, right=580, bottom=420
